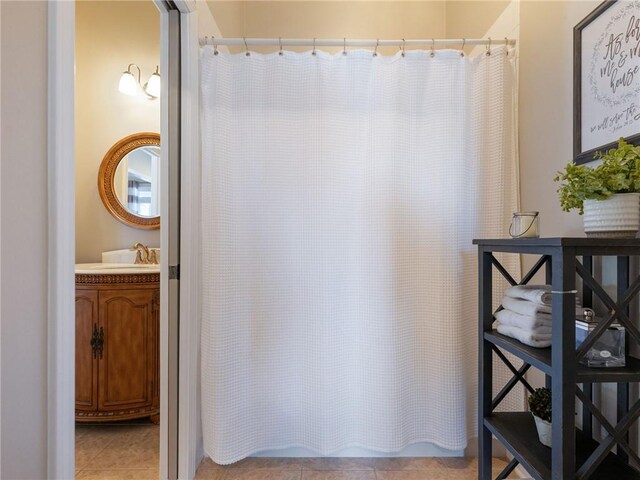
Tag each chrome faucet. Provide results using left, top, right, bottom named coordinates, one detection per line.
left=131, top=242, right=157, bottom=264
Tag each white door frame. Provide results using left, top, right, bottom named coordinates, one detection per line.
left=47, top=1, right=76, bottom=477
left=47, top=1, right=200, bottom=478
left=174, top=2, right=203, bottom=479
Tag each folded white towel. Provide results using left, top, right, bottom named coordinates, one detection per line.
left=495, top=321, right=552, bottom=336
left=496, top=323, right=552, bottom=348
left=503, top=285, right=582, bottom=307
left=501, top=296, right=551, bottom=316
left=501, top=296, right=592, bottom=318
left=504, top=285, right=552, bottom=305
left=495, top=309, right=551, bottom=332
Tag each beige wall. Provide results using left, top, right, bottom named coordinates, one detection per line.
left=1, top=1, right=49, bottom=478
left=76, top=1, right=160, bottom=263
left=207, top=0, right=515, bottom=56
left=447, top=0, right=611, bottom=426
left=446, top=1, right=510, bottom=48
left=519, top=1, right=598, bottom=236
left=206, top=0, right=244, bottom=39
left=207, top=1, right=447, bottom=54
left=0, top=1, right=619, bottom=474
left=518, top=0, right=640, bottom=454
left=520, top=0, right=598, bottom=383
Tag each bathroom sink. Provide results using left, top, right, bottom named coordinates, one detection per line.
left=84, top=263, right=158, bottom=270
left=102, top=248, right=160, bottom=264
left=75, top=248, right=161, bottom=274
left=75, top=263, right=160, bottom=274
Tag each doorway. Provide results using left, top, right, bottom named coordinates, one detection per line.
left=48, top=1, right=187, bottom=479
left=74, top=2, right=161, bottom=478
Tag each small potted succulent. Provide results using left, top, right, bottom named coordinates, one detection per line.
left=528, top=387, right=552, bottom=447
left=554, top=138, right=640, bottom=237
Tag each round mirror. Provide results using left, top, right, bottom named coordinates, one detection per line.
left=113, top=145, right=161, bottom=218
left=98, top=133, right=160, bottom=229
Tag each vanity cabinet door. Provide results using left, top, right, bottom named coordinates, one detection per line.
left=98, top=289, right=158, bottom=412
left=75, top=290, right=99, bottom=412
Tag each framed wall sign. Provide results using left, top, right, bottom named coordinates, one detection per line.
left=574, top=0, right=640, bottom=164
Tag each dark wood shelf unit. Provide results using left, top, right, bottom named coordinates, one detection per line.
left=485, top=413, right=640, bottom=480
left=476, top=238, right=640, bottom=480
left=485, top=332, right=640, bottom=383
left=485, top=331, right=553, bottom=376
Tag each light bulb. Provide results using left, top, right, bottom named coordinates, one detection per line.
left=145, top=68, right=161, bottom=98
left=118, top=71, right=139, bottom=96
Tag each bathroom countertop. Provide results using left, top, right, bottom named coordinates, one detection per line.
left=75, top=263, right=160, bottom=274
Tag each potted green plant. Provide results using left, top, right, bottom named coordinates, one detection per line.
left=528, top=387, right=552, bottom=447
left=554, top=138, right=640, bottom=237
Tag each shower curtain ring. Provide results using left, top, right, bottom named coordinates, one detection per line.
left=244, top=37, right=250, bottom=57
left=504, top=37, right=509, bottom=56
left=213, top=36, right=219, bottom=55
left=279, top=37, right=283, bottom=56
left=460, top=38, right=465, bottom=57
left=401, top=38, right=406, bottom=57
left=373, top=39, right=379, bottom=57
left=431, top=38, right=435, bottom=58
left=486, top=37, right=492, bottom=56
left=312, top=37, right=317, bottom=56
left=343, top=38, right=347, bottom=56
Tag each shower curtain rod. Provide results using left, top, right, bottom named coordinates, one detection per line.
left=200, top=37, right=515, bottom=48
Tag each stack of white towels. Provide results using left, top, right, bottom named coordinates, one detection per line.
left=495, top=285, right=557, bottom=348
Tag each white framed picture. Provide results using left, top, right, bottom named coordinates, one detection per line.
left=574, top=0, right=640, bottom=164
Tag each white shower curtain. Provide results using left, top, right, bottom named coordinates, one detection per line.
left=200, top=46, right=519, bottom=464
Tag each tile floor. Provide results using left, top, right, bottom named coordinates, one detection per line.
left=75, top=421, right=159, bottom=479
left=75, top=423, right=519, bottom=479
left=194, top=457, right=520, bottom=480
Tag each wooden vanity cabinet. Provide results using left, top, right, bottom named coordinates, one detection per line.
left=75, top=272, right=159, bottom=423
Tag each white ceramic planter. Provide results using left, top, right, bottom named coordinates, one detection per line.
left=533, top=414, right=552, bottom=448
left=583, top=193, right=640, bottom=238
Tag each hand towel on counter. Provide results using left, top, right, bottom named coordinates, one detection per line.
left=494, top=309, right=551, bottom=331
left=496, top=323, right=551, bottom=348
left=504, top=284, right=552, bottom=305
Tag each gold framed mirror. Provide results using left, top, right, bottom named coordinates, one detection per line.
left=98, top=132, right=161, bottom=230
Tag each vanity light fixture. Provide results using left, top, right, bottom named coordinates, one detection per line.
left=118, top=64, right=161, bottom=99
left=145, top=66, right=161, bottom=98
left=118, top=64, right=140, bottom=96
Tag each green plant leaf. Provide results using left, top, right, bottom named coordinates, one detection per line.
left=528, top=387, right=552, bottom=422
left=554, top=139, right=640, bottom=214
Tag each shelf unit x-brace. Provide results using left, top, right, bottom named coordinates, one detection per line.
left=491, top=347, right=534, bottom=411
left=575, top=261, right=640, bottom=359
left=575, top=386, right=640, bottom=478
left=476, top=240, right=640, bottom=479
left=575, top=257, right=640, bottom=473
left=485, top=249, right=640, bottom=479
left=488, top=253, right=552, bottom=479
left=489, top=253, right=549, bottom=395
